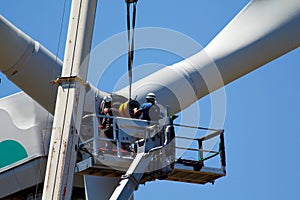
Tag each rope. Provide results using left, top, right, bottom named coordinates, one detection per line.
left=126, top=1, right=138, bottom=101
left=126, top=3, right=131, bottom=100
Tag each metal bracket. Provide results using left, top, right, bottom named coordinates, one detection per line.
left=50, top=75, right=86, bottom=86
left=75, top=157, right=93, bottom=173
left=121, top=175, right=139, bottom=190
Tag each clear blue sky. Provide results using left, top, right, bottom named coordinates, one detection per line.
left=1, top=1, right=300, bottom=200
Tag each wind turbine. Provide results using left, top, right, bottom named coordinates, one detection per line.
left=0, top=0, right=300, bottom=199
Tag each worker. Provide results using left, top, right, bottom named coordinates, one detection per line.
left=134, top=92, right=160, bottom=121
left=99, top=95, right=114, bottom=152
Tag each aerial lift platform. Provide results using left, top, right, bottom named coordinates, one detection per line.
left=75, top=114, right=226, bottom=199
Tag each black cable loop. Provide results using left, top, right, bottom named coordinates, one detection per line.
left=126, top=1, right=137, bottom=101
left=126, top=3, right=132, bottom=100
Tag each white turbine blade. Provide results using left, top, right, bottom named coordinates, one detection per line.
left=0, top=15, right=61, bottom=113
left=0, top=16, right=106, bottom=114
left=117, top=0, right=300, bottom=114
left=204, top=0, right=300, bottom=85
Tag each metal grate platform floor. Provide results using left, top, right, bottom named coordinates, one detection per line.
left=75, top=157, right=225, bottom=185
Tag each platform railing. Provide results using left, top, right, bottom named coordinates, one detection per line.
left=79, top=114, right=225, bottom=172
left=80, top=114, right=167, bottom=158
left=173, top=124, right=226, bottom=171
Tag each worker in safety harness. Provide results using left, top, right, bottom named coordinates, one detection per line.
left=99, top=95, right=114, bottom=153
left=134, top=92, right=160, bottom=122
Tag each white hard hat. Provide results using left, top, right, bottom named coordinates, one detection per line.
left=146, top=92, right=156, bottom=101
left=103, top=95, right=112, bottom=103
